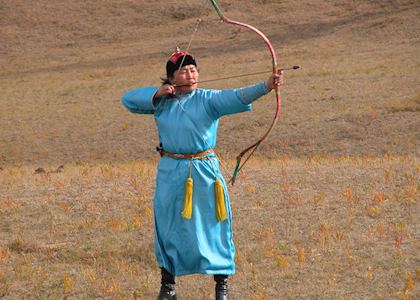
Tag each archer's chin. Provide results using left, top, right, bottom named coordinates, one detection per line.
left=183, top=85, right=198, bottom=93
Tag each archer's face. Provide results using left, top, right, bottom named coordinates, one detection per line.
left=170, top=65, right=199, bottom=93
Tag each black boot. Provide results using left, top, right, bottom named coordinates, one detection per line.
left=214, top=275, right=229, bottom=300
left=157, top=268, right=177, bottom=300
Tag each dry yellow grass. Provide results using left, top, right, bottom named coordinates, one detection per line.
left=0, top=156, right=419, bottom=299
left=0, top=0, right=419, bottom=299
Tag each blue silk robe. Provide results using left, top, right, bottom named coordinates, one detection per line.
left=122, top=82, right=270, bottom=276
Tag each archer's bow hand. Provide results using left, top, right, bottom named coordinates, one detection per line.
left=266, top=70, right=284, bottom=90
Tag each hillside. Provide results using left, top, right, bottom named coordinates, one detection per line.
left=0, top=1, right=419, bottom=299
left=0, top=0, right=419, bottom=166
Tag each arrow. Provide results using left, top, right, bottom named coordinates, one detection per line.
left=173, top=65, right=300, bottom=87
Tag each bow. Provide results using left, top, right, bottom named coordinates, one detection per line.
left=208, top=0, right=281, bottom=185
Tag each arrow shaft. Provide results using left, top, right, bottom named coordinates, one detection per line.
left=173, top=66, right=299, bottom=87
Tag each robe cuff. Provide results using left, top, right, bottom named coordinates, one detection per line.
left=237, top=81, right=271, bottom=105
left=121, top=87, right=158, bottom=114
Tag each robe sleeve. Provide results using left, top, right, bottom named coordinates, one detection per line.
left=121, top=87, right=159, bottom=114
left=204, top=81, right=270, bottom=119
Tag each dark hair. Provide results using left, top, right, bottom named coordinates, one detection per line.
left=166, top=54, right=197, bottom=79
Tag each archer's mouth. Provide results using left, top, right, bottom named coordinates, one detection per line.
left=174, top=81, right=198, bottom=88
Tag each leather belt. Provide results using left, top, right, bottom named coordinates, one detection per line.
left=158, top=148, right=214, bottom=159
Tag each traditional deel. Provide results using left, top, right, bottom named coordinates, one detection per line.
left=122, top=83, right=270, bottom=276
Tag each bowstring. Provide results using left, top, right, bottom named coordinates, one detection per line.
left=174, top=18, right=232, bottom=180
left=177, top=19, right=202, bottom=72
left=176, top=99, right=231, bottom=180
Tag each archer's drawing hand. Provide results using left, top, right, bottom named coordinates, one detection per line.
left=266, top=70, right=284, bottom=90
left=154, top=84, right=176, bottom=99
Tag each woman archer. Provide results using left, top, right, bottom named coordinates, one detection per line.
left=121, top=49, right=283, bottom=300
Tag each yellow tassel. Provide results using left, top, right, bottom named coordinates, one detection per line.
left=215, top=178, right=227, bottom=222
left=182, top=177, right=193, bottom=219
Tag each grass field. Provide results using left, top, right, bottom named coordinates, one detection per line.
left=0, top=156, right=418, bottom=299
left=0, top=0, right=419, bottom=299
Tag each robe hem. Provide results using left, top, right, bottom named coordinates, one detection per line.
left=175, top=269, right=235, bottom=277
left=159, top=265, right=235, bottom=277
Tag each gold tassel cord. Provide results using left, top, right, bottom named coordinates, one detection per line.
left=182, top=161, right=194, bottom=219
left=181, top=158, right=227, bottom=221
left=215, top=178, right=227, bottom=222
left=182, top=177, right=193, bottom=219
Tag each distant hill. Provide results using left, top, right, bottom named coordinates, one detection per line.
left=0, top=0, right=419, bottom=166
